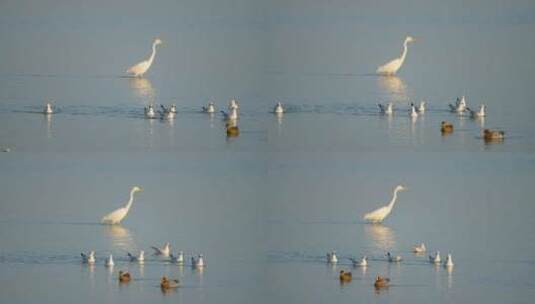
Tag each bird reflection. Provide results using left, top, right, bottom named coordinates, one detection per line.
left=128, top=77, right=155, bottom=103
left=377, top=76, right=408, bottom=103
left=43, top=114, right=53, bottom=139
left=364, top=224, right=396, bottom=250
left=102, top=225, right=135, bottom=252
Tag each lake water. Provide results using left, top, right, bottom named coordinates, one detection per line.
left=1, top=0, right=535, bottom=303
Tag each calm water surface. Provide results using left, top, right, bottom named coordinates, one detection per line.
left=1, top=0, right=535, bottom=303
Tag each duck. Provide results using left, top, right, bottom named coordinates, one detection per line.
left=374, top=275, right=390, bottom=288
left=226, top=125, right=240, bottom=137
left=152, top=242, right=171, bottom=257
left=339, top=270, right=352, bottom=283
left=192, top=254, right=205, bottom=268
left=483, top=129, right=504, bottom=141
left=429, top=251, right=441, bottom=264
left=412, top=243, right=426, bottom=254
left=350, top=256, right=368, bottom=267
left=202, top=102, right=216, bottom=113
left=160, top=276, right=180, bottom=290
left=127, top=250, right=144, bottom=263
left=170, top=251, right=184, bottom=265
left=44, top=102, right=55, bottom=114
left=81, top=251, right=96, bottom=264
left=118, top=270, right=131, bottom=283
left=327, top=251, right=338, bottom=263
left=443, top=253, right=454, bottom=267
left=105, top=254, right=114, bottom=267
left=144, top=105, right=156, bottom=119
left=417, top=101, right=426, bottom=113
left=409, top=103, right=418, bottom=118
left=467, top=104, right=485, bottom=118
left=378, top=103, right=393, bottom=115
left=441, top=121, right=454, bottom=134
left=386, top=252, right=402, bottom=262
left=274, top=102, right=284, bottom=114
left=449, top=96, right=467, bottom=113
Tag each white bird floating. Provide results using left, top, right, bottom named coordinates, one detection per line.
left=351, top=256, right=368, bottom=267
left=144, top=105, right=156, bottom=119
left=127, top=250, right=145, bottom=263
left=429, top=251, right=441, bottom=264
left=410, top=103, right=418, bottom=118
left=387, top=252, right=402, bottom=262
left=412, top=243, right=426, bottom=254
left=202, top=102, right=216, bottom=113
left=126, top=38, right=163, bottom=77
left=44, top=102, right=55, bottom=114
left=449, top=96, right=467, bottom=113
left=221, top=107, right=239, bottom=121
left=443, top=253, right=454, bottom=267
left=467, top=104, right=486, bottom=118
left=363, top=185, right=407, bottom=223
left=418, top=101, right=426, bottom=113
left=274, top=102, right=284, bottom=114
left=327, top=251, right=338, bottom=263
left=228, top=99, right=239, bottom=111
left=105, top=254, right=114, bottom=267
left=376, top=36, right=415, bottom=76
left=81, top=251, right=96, bottom=264
left=192, top=254, right=205, bottom=268
left=101, top=186, right=143, bottom=225
left=378, top=103, right=394, bottom=115
left=170, top=251, right=184, bottom=265
left=159, top=105, right=176, bottom=120
left=152, top=242, right=171, bottom=257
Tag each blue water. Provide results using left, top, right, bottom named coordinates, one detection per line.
left=1, top=0, right=535, bottom=303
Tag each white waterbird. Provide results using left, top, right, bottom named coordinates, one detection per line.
left=467, top=104, right=486, bottom=118
left=429, top=251, right=441, bottom=264
left=192, top=254, right=205, bottom=268
left=203, top=102, right=216, bottom=113
left=274, top=102, right=284, bottom=114
left=101, top=186, right=143, bottom=225
left=376, top=36, right=415, bottom=76
left=327, top=251, right=338, bottom=263
left=387, top=252, right=402, bottom=262
left=126, top=38, right=163, bottom=77
left=351, top=256, right=368, bottom=267
left=81, top=251, right=95, bottom=264
left=363, top=185, right=407, bottom=223
left=152, top=242, right=171, bottom=257
left=412, top=243, right=426, bottom=254
left=127, top=250, right=145, bottom=263
left=144, top=105, right=156, bottom=118
left=170, top=251, right=184, bottom=265
left=378, top=103, right=393, bottom=115
left=105, top=254, right=114, bottom=267
left=444, top=253, right=454, bottom=267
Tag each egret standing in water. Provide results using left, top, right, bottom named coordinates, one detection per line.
left=126, top=38, right=163, bottom=77
left=101, top=186, right=143, bottom=225
left=376, top=36, right=415, bottom=76
left=363, top=185, right=407, bottom=223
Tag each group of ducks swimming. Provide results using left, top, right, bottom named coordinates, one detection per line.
left=327, top=242, right=454, bottom=289
left=378, top=96, right=504, bottom=142
left=81, top=242, right=205, bottom=291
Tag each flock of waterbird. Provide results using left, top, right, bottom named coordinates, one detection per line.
left=327, top=185, right=455, bottom=290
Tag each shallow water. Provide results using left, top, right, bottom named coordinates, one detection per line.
left=1, top=0, right=535, bottom=303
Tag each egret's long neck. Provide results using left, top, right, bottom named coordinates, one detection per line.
left=125, top=189, right=136, bottom=211
left=387, top=188, right=400, bottom=210
left=399, top=41, right=409, bottom=65
left=148, top=43, right=158, bottom=66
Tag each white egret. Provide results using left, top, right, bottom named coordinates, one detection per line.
left=351, top=256, right=368, bottom=267
left=192, top=254, right=205, bottom=268
left=363, top=185, right=407, bottom=223
left=152, top=242, right=171, bottom=257
left=126, top=38, right=163, bottom=77
left=376, top=36, right=415, bottom=76
left=101, top=186, right=143, bottom=225
left=127, top=250, right=144, bottom=263
left=386, top=252, right=402, bottom=262
left=170, top=251, right=184, bottom=265
left=378, top=103, right=394, bottom=115
left=412, top=243, right=426, bottom=254
left=81, top=251, right=96, bottom=264
left=429, top=251, right=441, bottom=264
left=274, top=102, right=284, bottom=114
left=327, top=251, right=338, bottom=263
